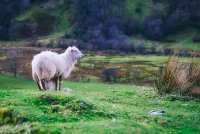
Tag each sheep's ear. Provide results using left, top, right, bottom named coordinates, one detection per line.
left=66, top=46, right=71, bottom=51
left=71, top=48, right=75, bottom=52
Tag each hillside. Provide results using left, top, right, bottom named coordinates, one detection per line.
left=0, top=0, right=200, bottom=52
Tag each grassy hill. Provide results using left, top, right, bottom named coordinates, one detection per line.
left=0, top=75, right=200, bottom=133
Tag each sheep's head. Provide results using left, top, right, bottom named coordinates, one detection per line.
left=66, top=46, right=84, bottom=61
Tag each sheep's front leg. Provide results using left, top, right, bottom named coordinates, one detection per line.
left=53, top=77, right=58, bottom=91
left=55, top=77, right=58, bottom=91
left=58, top=76, right=62, bottom=91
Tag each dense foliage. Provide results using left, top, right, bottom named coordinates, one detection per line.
left=0, top=0, right=30, bottom=40
left=68, top=0, right=128, bottom=50
left=1, top=0, right=200, bottom=48
left=142, top=0, right=200, bottom=40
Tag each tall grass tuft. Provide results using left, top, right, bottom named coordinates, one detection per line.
left=154, top=57, right=200, bottom=97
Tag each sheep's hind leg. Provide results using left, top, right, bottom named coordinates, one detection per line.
left=36, top=81, right=42, bottom=91
left=35, top=75, right=42, bottom=91
left=35, top=71, right=46, bottom=91
left=38, top=80, right=45, bottom=91
left=41, top=79, right=47, bottom=91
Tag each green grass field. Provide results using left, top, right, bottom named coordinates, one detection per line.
left=0, top=75, right=200, bottom=134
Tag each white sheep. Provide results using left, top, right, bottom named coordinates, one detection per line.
left=31, top=46, right=84, bottom=91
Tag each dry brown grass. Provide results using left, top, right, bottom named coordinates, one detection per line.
left=155, top=57, right=200, bottom=96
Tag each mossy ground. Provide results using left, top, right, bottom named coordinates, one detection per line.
left=0, top=75, right=200, bottom=133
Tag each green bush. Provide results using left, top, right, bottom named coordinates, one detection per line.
left=0, top=108, right=27, bottom=125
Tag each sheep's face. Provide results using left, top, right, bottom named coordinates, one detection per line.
left=70, top=46, right=84, bottom=60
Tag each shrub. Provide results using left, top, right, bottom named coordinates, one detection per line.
left=123, top=18, right=141, bottom=35
left=143, top=17, right=165, bottom=40
left=135, top=43, right=146, bottom=54
left=102, top=68, right=118, bottom=82
left=0, top=108, right=27, bottom=125
left=193, top=35, right=200, bottom=43
left=120, top=43, right=135, bottom=53
left=163, top=48, right=174, bottom=55
left=154, top=57, right=200, bottom=97
left=178, top=49, right=190, bottom=57
left=149, top=47, right=156, bottom=54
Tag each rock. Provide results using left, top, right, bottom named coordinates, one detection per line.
left=63, top=88, right=73, bottom=93
left=149, top=109, right=165, bottom=116
left=191, top=87, right=200, bottom=96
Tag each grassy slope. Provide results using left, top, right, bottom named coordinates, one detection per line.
left=0, top=75, right=200, bottom=133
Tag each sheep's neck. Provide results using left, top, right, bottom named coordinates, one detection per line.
left=61, top=53, right=76, bottom=70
